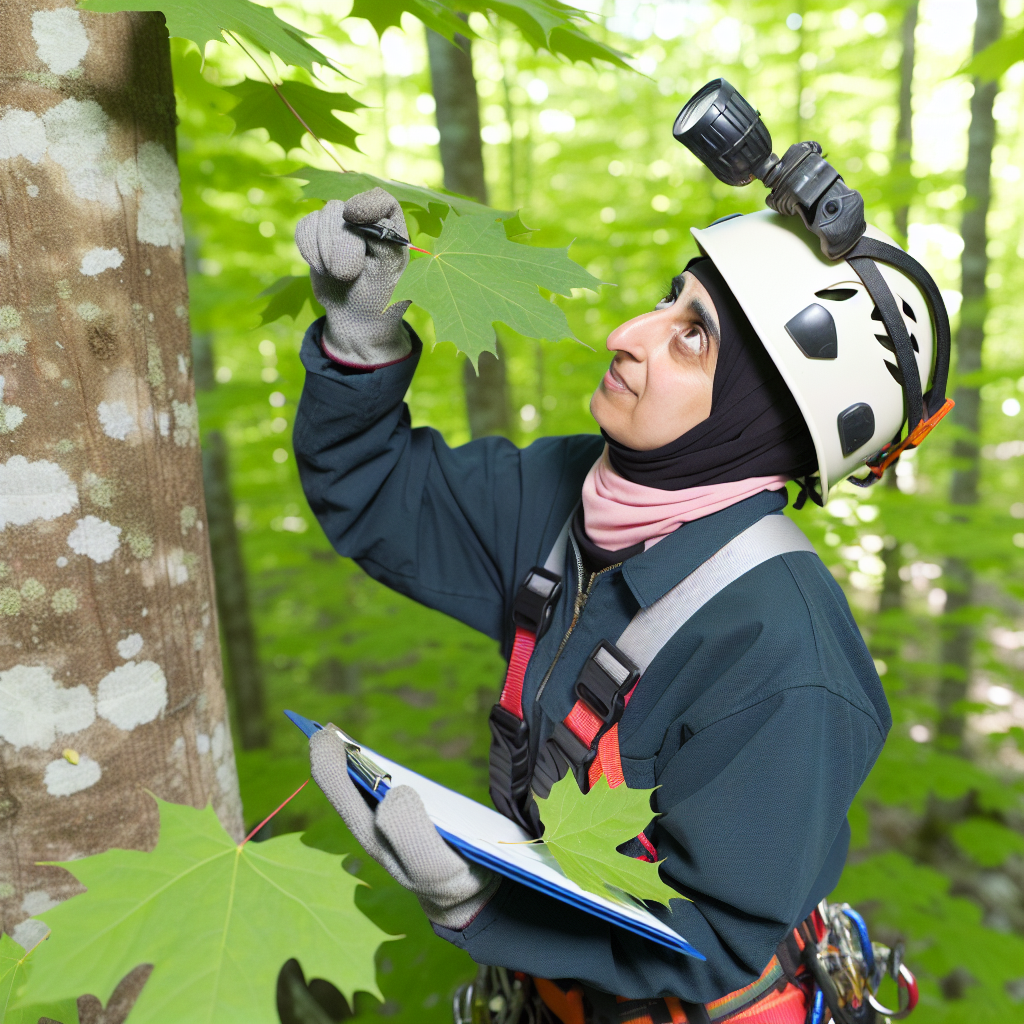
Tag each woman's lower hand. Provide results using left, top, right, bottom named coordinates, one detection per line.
left=309, top=726, right=498, bottom=930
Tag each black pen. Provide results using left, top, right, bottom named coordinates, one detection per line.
left=348, top=220, right=430, bottom=254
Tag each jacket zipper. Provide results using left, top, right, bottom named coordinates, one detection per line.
left=534, top=533, right=621, bottom=703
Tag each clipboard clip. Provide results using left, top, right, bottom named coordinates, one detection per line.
left=328, top=724, right=393, bottom=794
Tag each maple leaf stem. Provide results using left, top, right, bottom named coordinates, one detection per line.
left=240, top=778, right=310, bottom=847
left=223, top=31, right=350, bottom=174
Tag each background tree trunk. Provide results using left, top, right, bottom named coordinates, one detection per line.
left=426, top=25, right=513, bottom=439
left=202, top=431, right=268, bottom=749
left=0, top=0, right=244, bottom=955
left=875, top=1, right=921, bottom=622
left=938, top=0, right=1003, bottom=743
left=893, top=0, right=919, bottom=244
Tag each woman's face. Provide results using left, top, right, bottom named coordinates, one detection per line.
left=590, top=271, right=721, bottom=451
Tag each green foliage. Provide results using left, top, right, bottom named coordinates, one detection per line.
left=259, top=275, right=323, bottom=326
left=960, top=27, right=1024, bottom=81
left=394, top=212, right=602, bottom=363
left=17, top=799, right=391, bottom=1023
left=0, top=934, right=78, bottom=1024
left=224, top=79, right=365, bottom=153
left=347, top=0, right=631, bottom=69
left=834, top=853, right=1024, bottom=1024
left=534, top=775, right=682, bottom=907
left=293, top=167, right=504, bottom=236
left=168, top=1, right=1023, bottom=1018
left=78, top=0, right=330, bottom=71
left=951, top=818, right=1024, bottom=867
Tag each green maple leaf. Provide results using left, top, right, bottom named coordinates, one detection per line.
left=224, top=79, right=365, bottom=153
left=293, top=167, right=505, bottom=237
left=78, top=0, right=331, bottom=72
left=393, top=213, right=602, bottom=364
left=534, top=775, right=685, bottom=908
left=347, top=0, right=469, bottom=42
left=346, top=0, right=630, bottom=68
left=15, top=798, right=392, bottom=1023
left=1, top=933, right=79, bottom=1024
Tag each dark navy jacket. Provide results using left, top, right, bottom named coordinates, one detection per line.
left=294, top=323, right=891, bottom=1004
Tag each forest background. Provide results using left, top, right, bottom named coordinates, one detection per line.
left=4, top=0, right=1024, bottom=1021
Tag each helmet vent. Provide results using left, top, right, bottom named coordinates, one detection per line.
left=875, top=333, right=895, bottom=353
left=901, top=298, right=917, bottom=322
left=815, top=288, right=857, bottom=301
left=837, top=402, right=875, bottom=457
left=785, top=303, right=838, bottom=360
left=884, top=361, right=904, bottom=385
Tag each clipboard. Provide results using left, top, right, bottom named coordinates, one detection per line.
left=285, top=709, right=703, bottom=961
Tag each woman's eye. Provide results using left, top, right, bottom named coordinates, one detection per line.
left=655, top=296, right=674, bottom=311
left=676, top=327, right=704, bottom=355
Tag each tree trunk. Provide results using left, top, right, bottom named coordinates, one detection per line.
left=938, top=0, right=1003, bottom=743
left=0, top=0, right=244, bottom=957
left=893, top=0, right=919, bottom=243
left=202, top=432, right=267, bottom=749
left=875, top=2, right=920, bottom=621
left=426, top=25, right=514, bottom=439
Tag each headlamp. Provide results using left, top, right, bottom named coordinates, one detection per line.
left=673, top=79, right=865, bottom=260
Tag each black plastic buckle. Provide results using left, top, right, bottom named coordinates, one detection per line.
left=511, top=566, right=563, bottom=639
left=574, top=640, right=640, bottom=726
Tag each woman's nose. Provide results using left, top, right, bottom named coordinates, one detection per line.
left=606, top=307, right=668, bottom=358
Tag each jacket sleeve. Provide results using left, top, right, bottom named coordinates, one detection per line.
left=436, top=684, right=884, bottom=1003
left=293, top=320, right=600, bottom=642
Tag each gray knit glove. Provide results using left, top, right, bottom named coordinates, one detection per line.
left=295, top=188, right=413, bottom=366
left=310, top=726, right=498, bottom=930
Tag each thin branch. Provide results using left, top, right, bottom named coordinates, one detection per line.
left=223, top=30, right=349, bottom=174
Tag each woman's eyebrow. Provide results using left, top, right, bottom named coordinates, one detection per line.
left=685, top=297, right=721, bottom=345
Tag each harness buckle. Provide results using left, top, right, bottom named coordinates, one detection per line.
left=574, top=640, right=640, bottom=726
left=511, top=567, right=563, bottom=639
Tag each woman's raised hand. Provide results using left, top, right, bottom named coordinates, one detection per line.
left=295, top=187, right=412, bottom=366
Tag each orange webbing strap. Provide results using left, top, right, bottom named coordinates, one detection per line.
left=497, top=626, right=538, bottom=717
left=533, top=977, right=587, bottom=1024
left=859, top=397, right=955, bottom=482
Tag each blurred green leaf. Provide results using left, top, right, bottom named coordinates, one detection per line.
left=951, top=818, right=1024, bottom=868
left=958, top=28, right=1024, bottom=81
left=259, top=275, right=324, bottom=326
left=225, top=79, right=365, bottom=153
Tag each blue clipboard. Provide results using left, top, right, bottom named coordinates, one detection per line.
left=286, top=709, right=703, bottom=961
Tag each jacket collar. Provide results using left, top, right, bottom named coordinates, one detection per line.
left=620, top=489, right=789, bottom=608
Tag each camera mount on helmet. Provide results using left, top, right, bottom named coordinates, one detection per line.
left=672, top=78, right=953, bottom=491
left=672, top=78, right=865, bottom=261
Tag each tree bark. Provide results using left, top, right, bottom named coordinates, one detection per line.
left=202, top=432, right=267, bottom=749
left=0, top=0, right=244, bottom=954
left=938, top=0, right=1003, bottom=742
left=426, top=25, right=514, bottom=439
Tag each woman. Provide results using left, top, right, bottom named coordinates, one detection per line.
left=293, top=187, right=935, bottom=1023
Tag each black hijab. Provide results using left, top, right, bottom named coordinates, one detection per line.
left=602, top=257, right=818, bottom=490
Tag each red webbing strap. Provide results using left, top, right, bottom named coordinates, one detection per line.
left=498, top=626, right=537, bottom=718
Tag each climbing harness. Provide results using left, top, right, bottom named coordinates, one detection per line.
left=453, top=900, right=918, bottom=1024
left=489, top=514, right=815, bottom=837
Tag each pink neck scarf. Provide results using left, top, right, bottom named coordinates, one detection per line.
left=581, top=448, right=789, bottom=551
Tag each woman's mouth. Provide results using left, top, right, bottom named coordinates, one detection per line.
left=602, top=362, right=633, bottom=396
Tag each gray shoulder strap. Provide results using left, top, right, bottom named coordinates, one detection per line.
left=617, top=515, right=815, bottom=673
left=541, top=510, right=574, bottom=575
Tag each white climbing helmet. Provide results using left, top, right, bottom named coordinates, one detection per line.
left=692, top=210, right=938, bottom=501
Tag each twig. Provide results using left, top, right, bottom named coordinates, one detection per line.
left=240, top=778, right=310, bottom=847
left=223, top=30, right=349, bottom=174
